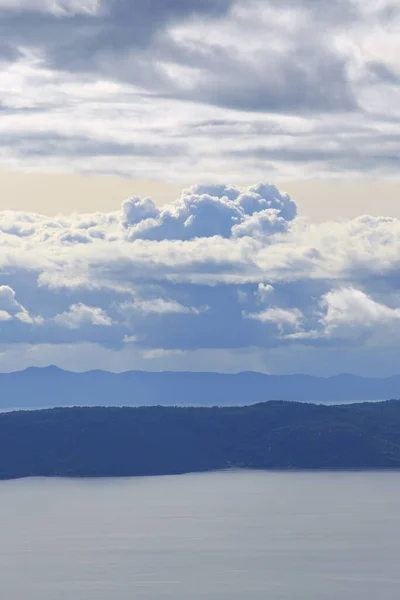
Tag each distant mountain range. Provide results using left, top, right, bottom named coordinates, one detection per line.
left=1, top=367, right=400, bottom=410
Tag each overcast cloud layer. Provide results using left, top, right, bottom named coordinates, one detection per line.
left=0, top=183, right=400, bottom=376
left=0, top=0, right=400, bottom=180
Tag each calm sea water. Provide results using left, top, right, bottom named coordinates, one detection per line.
left=1, top=471, right=400, bottom=599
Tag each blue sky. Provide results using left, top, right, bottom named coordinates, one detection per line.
left=0, top=0, right=400, bottom=375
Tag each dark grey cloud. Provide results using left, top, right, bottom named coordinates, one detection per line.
left=149, top=2, right=357, bottom=114
left=0, top=41, right=21, bottom=61
left=0, top=0, right=399, bottom=180
left=0, top=133, right=186, bottom=159
left=0, top=0, right=357, bottom=115
left=367, top=61, right=400, bottom=86
left=229, top=132, right=400, bottom=173
left=267, top=0, right=361, bottom=25
left=0, top=0, right=233, bottom=65
left=0, top=0, right=234, bottom=101
left=187, top=50, right=356, bottom=114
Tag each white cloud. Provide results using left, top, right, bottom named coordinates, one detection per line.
left=320, top=287, right=400, bottom=337
left=124, top=183, right=296, bottom=241
left=0, top=184, right=398, bottom=374
left=0, top=285, right=24, bottom=312
left=129, top=298, right=201, bottom=316
left=0, top=285, right=42, bottom=325
left=0, top=0, right=100, bottom=16
left=121, top=197, right=159, bottom=227
left=143, top=348, right=186, bottom=360
left=0, top=310, right=12, bottom=321
left=245, top=307, right=304, bottom=333
left=122, top=334, right=138, bottom=344
left=256, top=283, right=275, bottom=303
left=284, top=287, right=400, bottom=342
left=1, top=0, right=400, bottom=375
left=15, top=311, right=44, bottom=325
left=54, top=303, right=113, bottom=329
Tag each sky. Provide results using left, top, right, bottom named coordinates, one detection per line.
left=0, top=0, right=400, bottom=376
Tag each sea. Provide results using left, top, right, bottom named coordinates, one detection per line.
left=1, top=470, right=400, bottom=599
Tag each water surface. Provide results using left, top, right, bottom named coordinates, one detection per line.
left=1, top=471, right=400, bottom=599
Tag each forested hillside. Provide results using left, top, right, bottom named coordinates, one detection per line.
left=1, top=401, right=400, bottom=479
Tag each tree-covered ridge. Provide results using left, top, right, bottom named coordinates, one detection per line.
left=1, top=401, right=400, bottom=480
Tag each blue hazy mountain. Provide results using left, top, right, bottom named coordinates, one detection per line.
left=0, top=367, right=399, bottom=409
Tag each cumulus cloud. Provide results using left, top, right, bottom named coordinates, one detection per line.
left=1, top=1, right=399, bottom=374
left=0, top=183, right=399, bottom=375
left=121, top=197, right=159, bottom=227
left=245, top=307, right=304, bottom=333
left=124, top=183, right=296, bottom=241
left=320, top=288, right=400, bottom=338
left=53, top=303, right=112, bottom=329
left=0, top=285, right=43, bottom=325
left=283, top=287, right=400, bottom=343
left=0, top=285, right=24, bottom=313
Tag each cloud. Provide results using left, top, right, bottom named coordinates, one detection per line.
left=53, top=303, right=113, bottom=328
left=135, top=299, right=201, bottom=315
left=0, top=310, right=12, bottom=321
left=0, top=285, right=43, bottom=325
left=124, top=297, right=202, bottom=315
left=143, top=348, right=186, bottom=360
left=0, top=0, right=233, bottom=78
left=245, top=307, right=304, bottom=333
left=0, top=285, right=25, bottom=312
left=283, top=287, right=400, bottom=343
left=124, top=183, right=296, bottom=241
left=121, top=196, right=159, bottom=227
left=0, top=0, right=399, bottom=180
left=1, top=0, right=399, bottom=374
left=256, top=283, right=274, bottom=303
left=0, top=0, right=101, bottom=16
left=0, top=182, right=399, bottom=375
left=320, top=287, right=400, bottom=338
left=122, top=334, right=137, bottom=344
